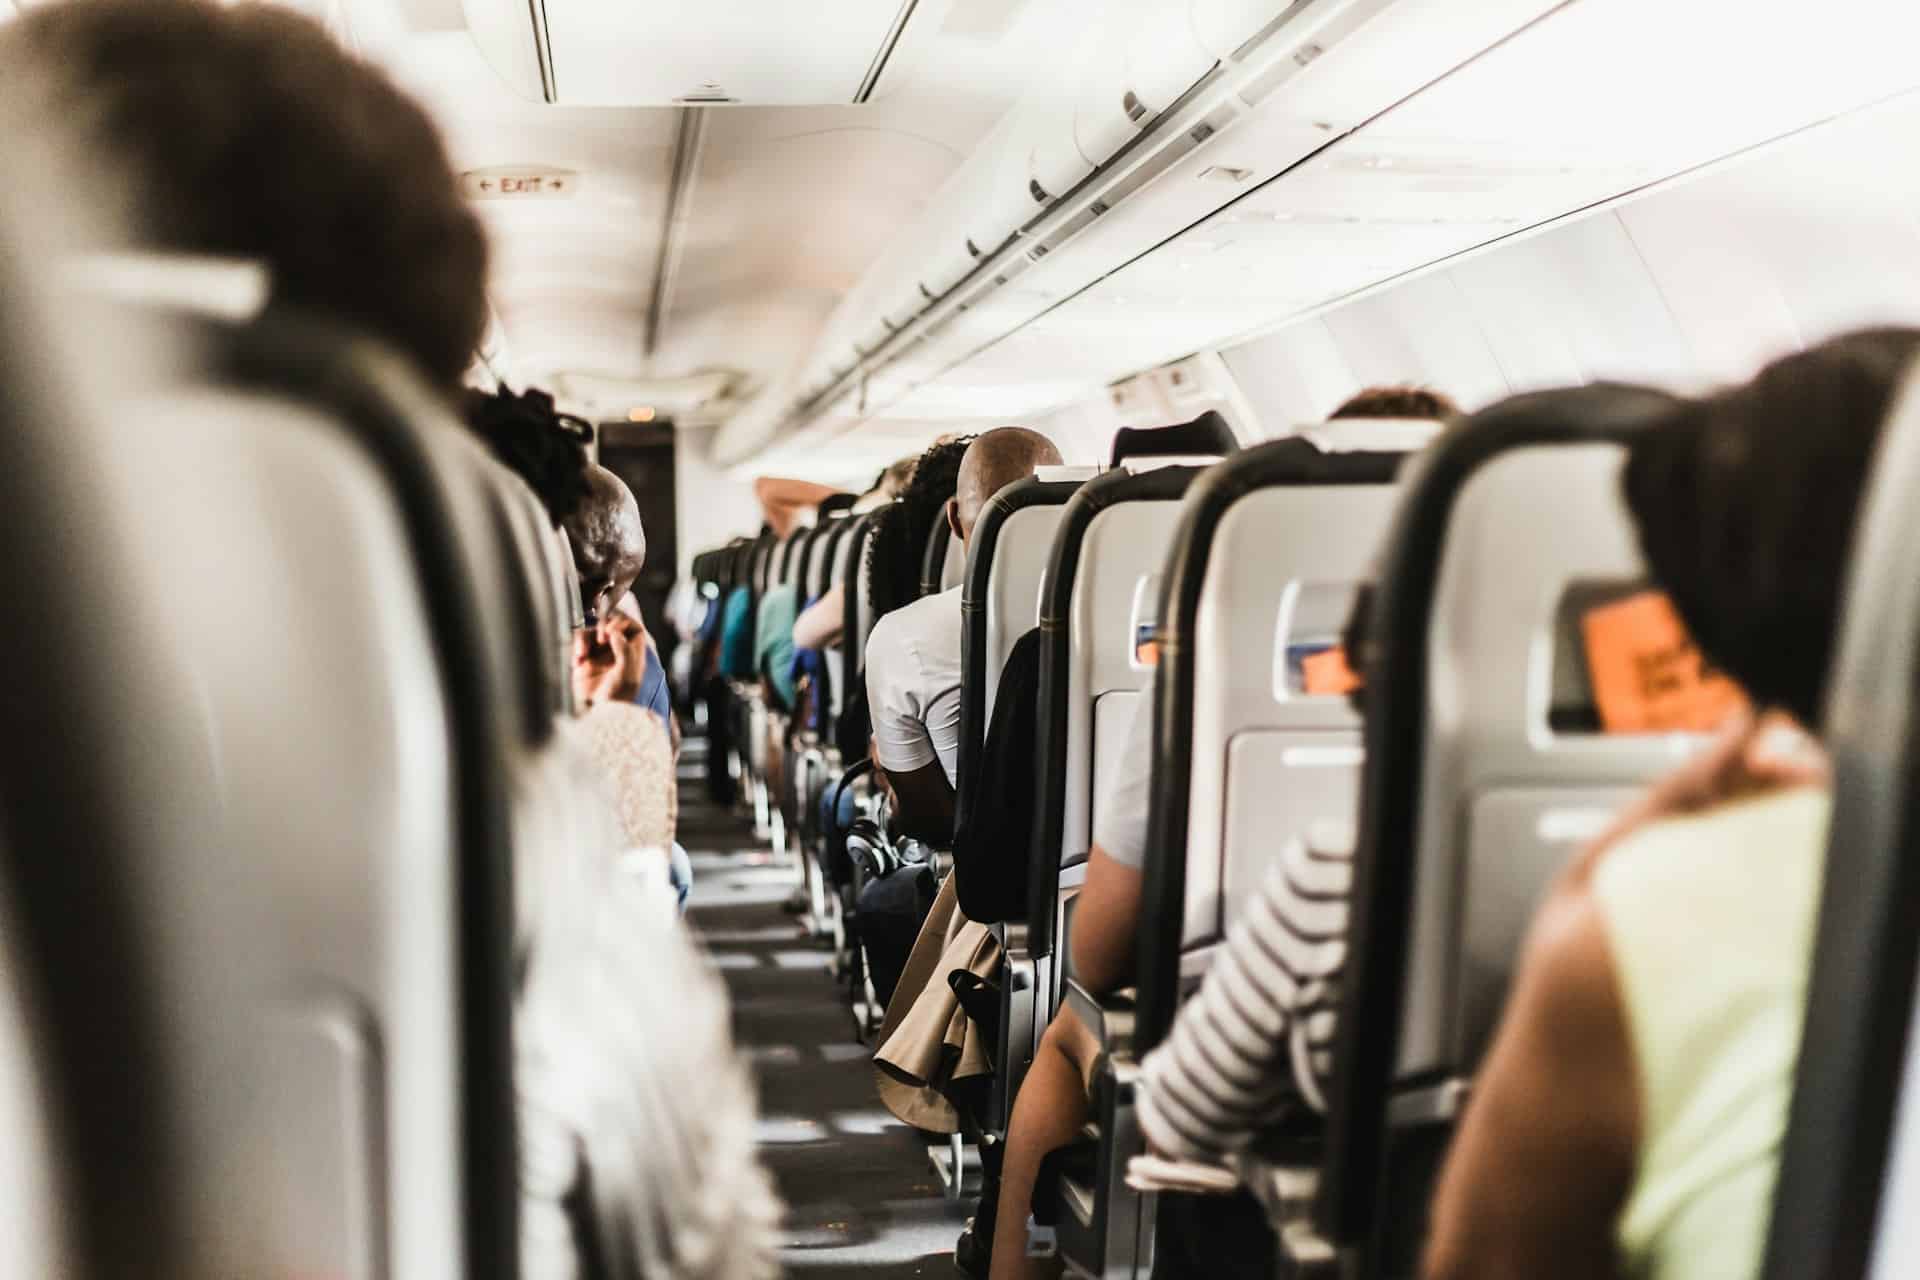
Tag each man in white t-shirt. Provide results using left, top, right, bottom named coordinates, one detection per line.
left=864, top=427, right=1061, bottom=844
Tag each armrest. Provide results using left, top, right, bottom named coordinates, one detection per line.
left=1232, top=1148, right=1338, bottom=1276
left=1063, top=978, right=1136, bottom=1060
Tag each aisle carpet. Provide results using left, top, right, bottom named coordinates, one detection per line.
left=680, top=747, right=969, bottom=1277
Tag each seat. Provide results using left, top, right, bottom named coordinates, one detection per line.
left=952, top=468, right=1094, bottom=1133
left=1026, top=450, right=1240, bottom=1278
left=1318, top=385, right=1692, bottom=1276
left=1762, top=368, right=1920, bottom=1280
left=1116, top=428, right=1422, bottom=1276
left=922, top=509, right=957, bottom=598
left=0, top=241, right=523, bottom=1276
left=789, top=517, right=852, bottom=935
left=823, top=512, right=869, bottom=734
left=740, top=528, right=783, bottom=836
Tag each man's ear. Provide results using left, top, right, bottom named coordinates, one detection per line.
left=946, top=498, right=964, bottom=543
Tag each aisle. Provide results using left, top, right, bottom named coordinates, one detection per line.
left=679, top=754, right=969, bottom=1278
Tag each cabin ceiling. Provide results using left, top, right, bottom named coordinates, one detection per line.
left=12, top=0, right=1920, bottom=475
left=378, top=0, right=1074, bottom=432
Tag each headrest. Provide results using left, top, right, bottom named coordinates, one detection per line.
left=1109, top=409, right=1239, bottom=468
left=1299, top=417, right=1445, bottom=454
left=65, top=250, right=268, bottom=321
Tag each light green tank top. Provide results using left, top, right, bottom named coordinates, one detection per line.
left=1593, top=786, right=1830, bottom=1280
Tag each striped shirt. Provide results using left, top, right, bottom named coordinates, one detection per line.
left=1136, top=819, right=1353, bottom=1162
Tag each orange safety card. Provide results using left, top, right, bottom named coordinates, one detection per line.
left=1581, top=590, right=1747, bottom=733
left=1302, top=644, right=1363, bottom=697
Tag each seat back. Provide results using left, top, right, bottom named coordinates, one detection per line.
left=1134, top=437, right=1413, bottom=1052
left=955, top=473, right=1089, bottom=802
left=1028, top=466, right=1207, bottom=955
left=1763, top=369, right=1920, bottom=1280
left=752, top=528, right=776, bottom=597
left=775, top=526, right=804, bottom=589
left=0, top=271, right=527, bottom=1276
left=823, top=514, right=867, bottom=727
left=1322, top=385, right=1688, bottom=1253
left=920, top=511, right=955, bottom=599
left=0, top=203, right=222, bottom=1276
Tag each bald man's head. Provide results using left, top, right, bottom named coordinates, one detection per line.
left=563, top=464, right=646, bottom=625
left=949, top=427, right=1063, bottom=543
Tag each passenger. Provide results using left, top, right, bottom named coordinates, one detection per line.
left=755, top=578, right=802, bottom=714
left=0, top=0, right=486, bottom=398
left=983, top=387, right=1458, bottom=1280
left=464, top=384, right=594, bottom=523
left=1421, top=331, right=1913, bottom=1280
left=1324, top=384, right=1457, bottom=420
left=865, top=428, right=1062, bottom=844
left=565, top=464, right=674, bottom=729
left=865, top=438, right=973, bottom=625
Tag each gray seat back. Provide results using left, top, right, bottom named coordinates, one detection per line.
left=0, top=275, right=519, bottom=1275
left=955, top=472, right=1090, bottom=796
left=939, top=527, right=965, bottom=592
left=1174, top=437, right=1419, bottom=959
left=1763, top=368, right=1920, bottom=1280
left=823, top=513, right=866, bottom=724
left=1322, top=385, right=1688, bottom=1250
left=1029, top=466, right=1202, bottom=956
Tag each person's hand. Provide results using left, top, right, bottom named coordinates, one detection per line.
left=573, top=615, right=645, bottom=709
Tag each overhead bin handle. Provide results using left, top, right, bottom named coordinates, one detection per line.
left=1109, top=410, right=1240, bottom=468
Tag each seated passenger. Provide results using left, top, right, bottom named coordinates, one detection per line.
left=462, top=384, right=675, bottom=731
left=755, top=577, right=802, bottom=713
left=864, top=428, right=1062, bottom=844
left=1421, top=330, right=1915, bottom=1280
left=985, top=385, right=1458, bottom=1280
left=565, top=463, right=673, bottom=729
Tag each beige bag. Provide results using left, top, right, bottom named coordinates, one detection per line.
left=872, top=874, right=1003, bottom=1133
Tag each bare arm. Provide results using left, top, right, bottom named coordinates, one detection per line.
left=792, top=583, right=846, bottom=650
left=1069, top=846, right=1144, bottom=996
left=883, top=759, right=956, bottom=847
left=754, top=477, right=843, bottom=538
left=1423, top=881, right=1637, bottom=1280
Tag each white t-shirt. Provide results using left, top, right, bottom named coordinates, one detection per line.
left=1091, top=693, right=1154, bottom=870
left=864, top=586, right=964, bottom=785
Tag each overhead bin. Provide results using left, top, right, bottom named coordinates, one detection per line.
left=461, top=0, right=927, bottom=105
left=760, top=0, right=1333, bottom=449
left=1123, top=1, right=1220, bottom=113
left=1193, top=0, right=1302, bottom=58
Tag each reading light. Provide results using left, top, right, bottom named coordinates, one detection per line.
left=628, top=406, right=657, bottom=423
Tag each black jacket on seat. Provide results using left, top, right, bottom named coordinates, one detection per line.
left=951, top=627, right=1042, bottom=923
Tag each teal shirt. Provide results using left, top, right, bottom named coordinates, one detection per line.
left=754, top=584, right=800, bottom=711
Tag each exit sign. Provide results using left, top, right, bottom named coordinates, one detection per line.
left=461, top=167, right=581, bottom=201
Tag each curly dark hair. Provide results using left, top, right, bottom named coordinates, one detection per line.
left=1, top=0, right=489, bottom=393
left=865, top=437, right=973, bottom=622
left=1330, top=386, right=1459, bottom=420
left=1624, top=327, right=1920, bottom=727
left=462, top=385, right=594, bottom=527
